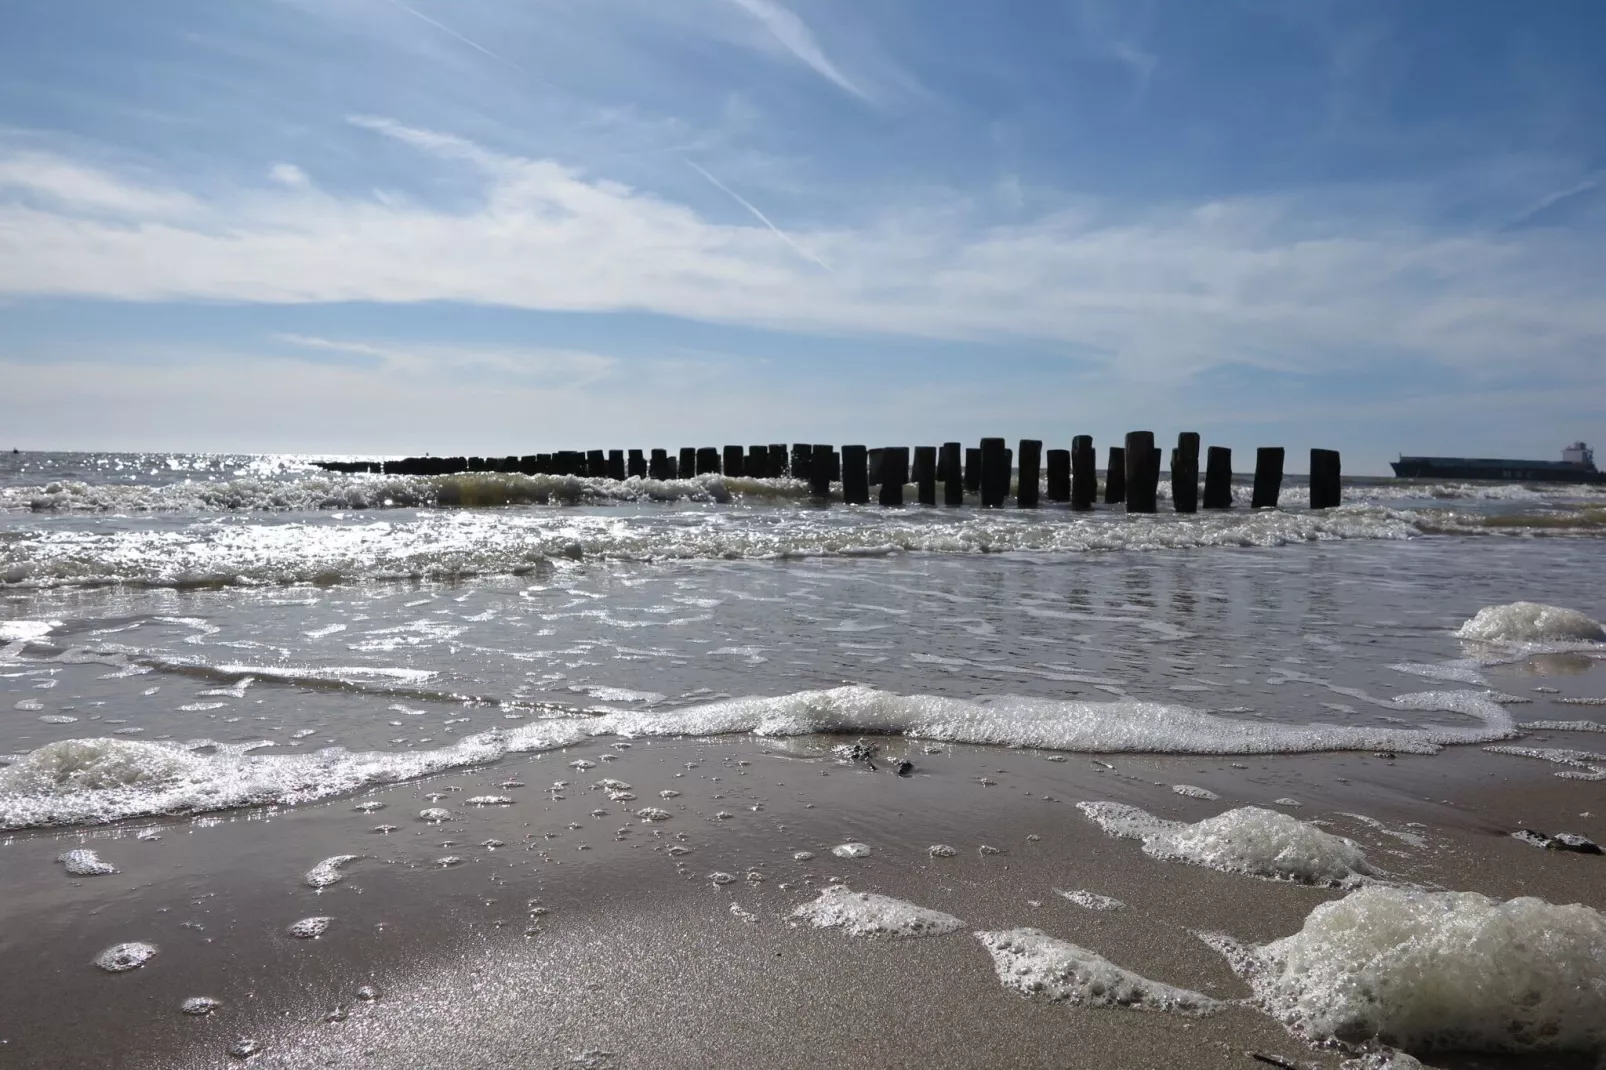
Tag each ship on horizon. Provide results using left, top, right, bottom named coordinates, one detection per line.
left=1391, top=442, right=1605, bottom=484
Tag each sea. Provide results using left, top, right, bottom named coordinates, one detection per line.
left=4, top=449, right=1605, bottom=830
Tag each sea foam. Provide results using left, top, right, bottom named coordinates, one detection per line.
left=0, top=685, right=1517, bottom=829
left=976, top=929, right=1217, bottom=1014
left=1209, top=886, right=1606, bottom=1053
left=1078, top=802, right=1374, bottom=886
left=789, top=887, right=963, bottom=938
left=1454, top=602, right=1606, bottom=644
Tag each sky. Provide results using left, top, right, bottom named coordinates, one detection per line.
left=1, top=1, right=1604, bottom=472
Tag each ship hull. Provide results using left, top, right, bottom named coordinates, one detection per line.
left=1391, top=458, right=1606, bottom=484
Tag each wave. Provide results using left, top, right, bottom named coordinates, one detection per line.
left=0, top=685, right=1517, bottom=829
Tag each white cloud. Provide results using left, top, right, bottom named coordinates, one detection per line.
left=0, top=119, right=1602, bottom=387
left=724, top=0, right=867, bottom=101
left=269, top=162, right=309, bottom=187
left=272, top=333, right=619, bottom=386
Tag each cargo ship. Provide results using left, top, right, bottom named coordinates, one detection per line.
left=1391, top=442, right=1606, bottom=483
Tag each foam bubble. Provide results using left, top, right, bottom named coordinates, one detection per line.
left=180, top=996, right=220, bottom=1016
left=1078, top=802, right=1374, bottom=886
left=465, top=795, right=513, bottom=806
left=288, top=916, right=332, bottom=939
left=57, top=848, right=117, bottom=875
left=1454, top=602, right=1606, bottom=644
left=1056, top=889, right=1125, bottom=911
left=1171, top=784, right=1220, bottom=800
left=95, top=942, right=157, bottom=972
left=635, top=807, right=670, bottom=822
left=790, top=887, right=963, bottom=938
left=304, top=855, right=359, bottom=889
left=418, top=808, right=452, bottom=823
left=1211, top=886, right=1606, bottom=1053
left=928, top=844, right=958, bottom=858
left=831, top=842, right=871, bottom=859
left=975, top=929, right=1217, bottom=1014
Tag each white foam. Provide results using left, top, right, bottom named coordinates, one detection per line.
left=1211, top=886, right=1606, bottom=1053
left=304, top=854, right=359, bottom=889
left=1389, top=660, right=1489, bottom=685
left=57, top=847, right=117, bottom=875
left=1171, top=784, right=1220, bottom=800
left=1521, top=719, right=1606, bottom=733
left=0, top=620, right=57, bottom=642
left=1455, top=602, right=1606, bottom=644
left=288, top=916, right=333, bottom=938
left=789, top=887, right=963, bottom=938
left=1078, top=802, right=1373, bottom=886
left=975, top=929, right=1217, bottom=1014
left=831, top=842, right=871, bottom=859
left=0, top=684, right=1520, bottom=830
left=1056, top=889, right=1125, bottom=911
left=95, top=941, right=157, bottom=972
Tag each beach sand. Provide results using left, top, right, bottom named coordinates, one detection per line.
left=4, top=731, right=1602, bottom=1070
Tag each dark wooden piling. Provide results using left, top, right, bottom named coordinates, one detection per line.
left=1172, top=432, right=1200, bottom=513
left=607, top=449, right=626, bottom=481
left=842, top=445, right=870, bottom=504
left=723, top=446, right=744, bottom=478
left=809, top=444, right=833, bottom=498
left=1046, top=449, right=1070, bottom=502
left=649, top=449, right=670, bottom=480
left=534, top=454, right=551, bottom=474
left=679, top=448, right=695, bottom=480
left=585, top=450, right=605, bottom=478
left=1124, top=432, right=1157, bottom=513
left=1071, top=436, right=1096, bottom=510
left=696, top=447, right=720, bottom=475
left=941, top=443, right=963, bottom=506
left=627, top=449, right=646, bottom=479
left=1252, top=447, right=1285, bottom=508
left=980, top=438, right=1009, bottom=508
left=879, top=447, right=909, bottom=506
left=767, top=444, right=787, bottom=477
left=1105, top=446, right=1127, bottom=504
left=791, top=444, right=813, bottom=482
left=1017, top=439, right=1042, bottom=508
left=746, top=446, right=766, bottom=478
left=1203, top=446, right=1233, bottom=509
left=867, top=449, right=885, bottom=488
left=914, top=446, right=937, bottom=505
left=965, top=448, right=982, bottom=494
left=1310, top=449, right=1342, bottom=509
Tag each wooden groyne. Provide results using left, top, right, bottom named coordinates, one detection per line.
left=313, top=434, right=1342, bottom=510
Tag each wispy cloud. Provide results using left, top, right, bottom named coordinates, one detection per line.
left=1507, top=171, right=1605, bottom=228
left=378, top=0, right=532, bottom=78
left=725, top=0, right=867, bottom=102
left=685, top=158, right=832, bottom=271
left=273, top=332, right=618, bottom=386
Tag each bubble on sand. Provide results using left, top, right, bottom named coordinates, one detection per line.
left=434, top=855, right=466, bottom=867
left=288, top=916, right=332, bottom=939
left=729, top=903, right=759, bottom=924
left=373, top=824, right=398, bottom=833
left=595, top=779, right=631, bottom=791
left=96, top=941, right=158, bottom=972
left=181, top=996, right=220, bottom=1016
left=790, top=887, right=964, bottom=938
left=709, top=871, right=736, bottom=885
left=227, top=1037, right=263, bottom=1059
left=40, top=714, right=78, bottom=724
left=304, top=854, right=359, bottom=889
left=928, top=844, right=958, bottom=858
left=465, top=795, right=513, bottom=806
left=569, top=759, right=596, bottom=770
left=659, top=790, right=681, bottom=798
left=1172, top=784, right=1220, bottom=800
left=353, top=800, right=386, bottom=812
left=1078, top=802, right=1373, bottom=887
left=636, top=807, right=671, bottom=822
left=1057, top=889, right=1126, bottom=911
left=792, top=851, right=814, bottom=861
left=355, top=985, right=380, bottom=1002
left=1455, top=602, right=1606, bottom=644
left=1204, top=886, right=1606, bottom=1053
left=976, top=929, right=1217, bottom=1014
left=418, top=807, right=451, bottom=823
left=606, top=790, right=636, bottom=802
left=831, top=842, right=870, bottom=859
left=58, top=847, right=117, bottom=875
left=1273, top=798, right=1302, bottom=807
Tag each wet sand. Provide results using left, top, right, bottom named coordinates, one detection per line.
left=3, top=731, right=1603, bottom=1070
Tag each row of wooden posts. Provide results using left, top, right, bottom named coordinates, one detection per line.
left=316, top=434, right=1343, bottom=511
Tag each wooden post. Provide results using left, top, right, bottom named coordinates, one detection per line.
left=1105, top=446, right=1126, bottom=504
left=1046, top=449, right=1070, bottom=502
left=534, top=454, right=551, bottom=474
left=964, top=448, right=982, bottom=493
left=1016, top=439, right=1042, bottom=508
left=1203, top=446, right=1232, bottom=509
left=723, top=446, right=744, bottom=478
left=606, top=449, right=625, bottom=481
left=627, top=449, right=646, bottom=479
left=842, top=445, right=870, bottom=504
left=1071, top=436, right=1096, bottom=510
left=745, top=445, right=765, bottom=478
left=867, top=448, right=885, bottom=488
left=679, top=448, right=695, bottom=479
left=914, top=446, right=937, bottom=506
left=696, top=447, right=720, bottom=475
left=980, top=438, right=1008, bottom=508
left=791, top=444, right=813, bottom=481
left=1252, top=447, right=1284, bottom=508
left=1124, top=433, right=1157, bottom=513
left=1172, top=432, right=1200, bottom=513
left=809, top=444, right=833, bottom=498
left=649, top=449, right=669, bottom=480
left=585, top=450, right=605, bottom=478
left=941, top=442, right=963, bottom=506
left=880, top=447, right=909, bottom=506
left=1310, top=449, right=1342, bottom=509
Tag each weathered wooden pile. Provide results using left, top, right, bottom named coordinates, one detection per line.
left=314, top=433, right=1343, bottom=511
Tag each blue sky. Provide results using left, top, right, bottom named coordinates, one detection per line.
left=1, top=0, right=1603, bottom=471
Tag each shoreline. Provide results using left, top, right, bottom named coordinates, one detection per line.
left=3, top=734, right=1602, bottom=1069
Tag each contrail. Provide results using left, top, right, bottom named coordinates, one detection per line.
left=380, top=0, right=530, bottom=77
left=685, top=159, right=832, bottom=272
